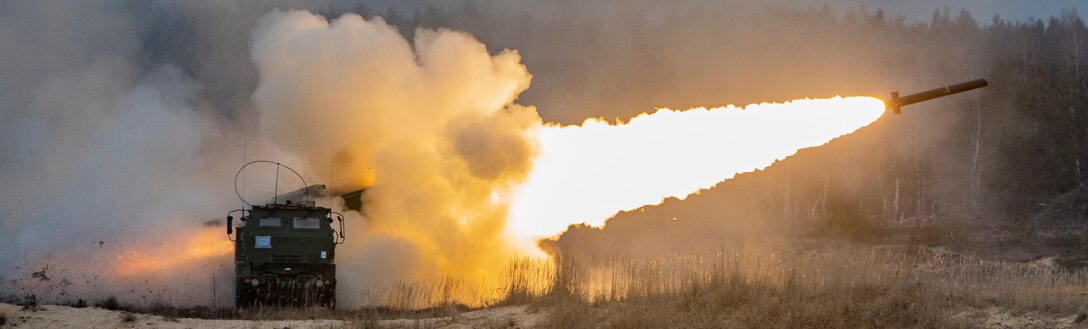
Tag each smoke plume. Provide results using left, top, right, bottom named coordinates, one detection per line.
left=250, top=10, right=544, bottom=306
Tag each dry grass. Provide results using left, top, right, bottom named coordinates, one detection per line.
left=16, top=243, right=1085, bottom=328
left=347, top=257, right=555, bottom=310
left=530, top=244, right=1088, bottom=328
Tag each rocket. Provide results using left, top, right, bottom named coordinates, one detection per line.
left=888, top=79, right=988, bottom=114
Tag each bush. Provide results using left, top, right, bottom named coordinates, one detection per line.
left=914, top=221, right=963, bottom=245
left=1010, top=209, right=1036, bottom=241
left=1081, top=224, right=1088, bottom=250
left=96, top=296, right=121, bottom=311
left=19, top=294, right=40, bottom=312
left=823, top=201, right=886, bottom=242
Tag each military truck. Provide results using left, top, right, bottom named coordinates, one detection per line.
left=226, top=161, right=346, bottom=308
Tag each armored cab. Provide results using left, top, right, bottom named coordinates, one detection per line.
left=227, top=162, right=345, bottom=308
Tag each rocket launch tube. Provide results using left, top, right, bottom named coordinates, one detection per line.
left=888, top=78, right=988, bottom=114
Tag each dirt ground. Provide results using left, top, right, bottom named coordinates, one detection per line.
left=3, top=302, right=1086, bottom=329
left=0, top=303, right=544, bottom=329
left=952, top=307, right=1087, bottom=329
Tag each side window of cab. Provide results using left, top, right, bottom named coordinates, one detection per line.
left=259, top=217, right=282, bottom=227
left=293, top=217, right=321, bottom=229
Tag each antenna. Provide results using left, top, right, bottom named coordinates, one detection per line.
left=241, top=137, right=247, bottom=212
left=234, top=160, right=308, bottom=207
left=329, top=142, right=335, bottom=195
left=274, top=162, right=280, bottom=204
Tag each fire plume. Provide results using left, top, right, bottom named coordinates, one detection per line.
left=509, top=96, right=886, bottom=238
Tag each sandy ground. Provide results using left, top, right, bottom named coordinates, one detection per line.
left=952, top=307, right=1087, bottom=329
left=0, top=303, right=543, bottom=329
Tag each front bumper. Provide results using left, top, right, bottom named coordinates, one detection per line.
left=236, top=276, right=336, bottom=307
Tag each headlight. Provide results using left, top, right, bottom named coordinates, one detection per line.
left=324, top=279, right=332, bottom=286
left=316, top=280, right=324, bottom=287
left=251, top=278, right=260, bottom=287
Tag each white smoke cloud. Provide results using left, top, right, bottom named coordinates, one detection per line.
left=250, top=10, right=543, bottom=307
left=0, top=63, right=246, bottom=305
left=0, top=2, right=303, bottom=307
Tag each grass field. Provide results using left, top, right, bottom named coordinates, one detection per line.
left=5, top=241, right=1086, bottom=328
left=527, top=243, right=1088, bottom=328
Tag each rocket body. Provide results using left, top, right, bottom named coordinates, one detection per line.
left=888, top=79, right=988, bottom=114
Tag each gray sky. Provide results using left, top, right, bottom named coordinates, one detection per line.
left=819, top=0, right=1084, bottom=23
left=371, top=0, right=1083, bottom=25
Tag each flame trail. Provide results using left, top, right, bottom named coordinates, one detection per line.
left=509, top=97, right=885, bottom=238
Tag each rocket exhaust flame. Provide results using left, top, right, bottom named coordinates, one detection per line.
left=510, top=97, right=886, bottom=238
